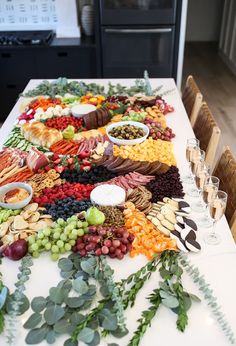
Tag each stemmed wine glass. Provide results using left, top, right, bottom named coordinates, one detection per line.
left=194, top=175, right=219, bottom=227
left=183, top=138, right=200, bottom=184
left=204, top=190, right=228, bottom=245
left=191, top=161, right=211, bottom=212
left=187, top=148, right=205, bottom=197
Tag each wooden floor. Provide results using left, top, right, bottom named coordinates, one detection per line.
left=182, top=42, right=236, bottom=159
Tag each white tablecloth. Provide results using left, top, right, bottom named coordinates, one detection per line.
left=0, top=79, right=235, bottom=346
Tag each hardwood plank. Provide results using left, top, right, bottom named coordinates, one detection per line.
left=182, top=42, right=236, bottom=159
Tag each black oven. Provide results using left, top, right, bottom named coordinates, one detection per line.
left=96, top=0, right=182, bottom=79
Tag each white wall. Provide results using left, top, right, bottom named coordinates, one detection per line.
left=186, top=0, right=224, bottom=41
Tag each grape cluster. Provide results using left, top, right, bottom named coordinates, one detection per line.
left=44, top=197, right=92, bottom=220
left=28, top=216, right=89, bottom=261
left=144, top=118, right=175, bottom=141
left=73, top=225, right=134, bottom=260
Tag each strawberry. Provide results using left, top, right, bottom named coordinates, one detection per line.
left=53, top=158, right=61, bottom=164
left=52, top=153, right=59, bottom=161
left=67, top=158, right=74, bottom=165
left=55, top=165, right=65, bottom=174
left=44, top=165, right=51, bottom=172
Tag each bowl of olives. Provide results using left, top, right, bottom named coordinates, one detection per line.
left=106, top=121, right=149, bottom=145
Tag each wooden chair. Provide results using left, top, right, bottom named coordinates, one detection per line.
left=182, top=75, right=203, bottom=126
left=193, top=102, right=221, bottom=167
left=213, top=146, right=236, bottom=242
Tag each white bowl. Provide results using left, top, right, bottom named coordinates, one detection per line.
left=71, top=104, right=96, bottom=118
left=106, top=121, right=149, bottom=146
left=0, top=183, right=33, bottom=210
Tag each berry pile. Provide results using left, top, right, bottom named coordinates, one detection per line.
left=44, top=197, right=92, bottom=220
left=73, top=225, right=134, bottom=259
left=61, top=166, right=117, bottom=184
left=33, top=182, right=94, bottom=207
left=45, top=116, right=85, bottom=132
left=146, top=166, right=184, bottom=202
left=144, top=118, right=175, bottom=141
left=28, top=215, right=89, bottom=261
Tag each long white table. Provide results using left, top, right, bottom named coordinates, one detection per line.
left=0, top=79, right=235, bottom=346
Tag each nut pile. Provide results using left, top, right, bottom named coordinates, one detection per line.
left=109, top=124, right=145, bottom=140
left=27, top=169, right=63, bottom=197
left=0, top=203, right=52, bottom=246
left=146, top=166, right=184, bottom=202
left=127, top=186, right=152, bottom=214
left=97, top=206, right=124, bottom=227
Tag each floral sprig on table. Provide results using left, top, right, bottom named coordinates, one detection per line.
left=22, top=71, right=172, bottom=98
left=179, top=253, right=236, bottom=345
left=5, top=255, right=33, bottom=345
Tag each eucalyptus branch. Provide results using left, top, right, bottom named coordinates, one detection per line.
left=128, top=289, right=162, bottom=346
left=0, top=257, right=8, bottom=335
left=5, top=255, right=33, bottom=345
left=179, top=253, right=236, bottom=344
left=99, top=256, right=126, bottom=331
left=71, top=299, right=105, bottom=341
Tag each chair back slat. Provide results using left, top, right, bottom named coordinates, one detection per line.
left=182, top=75, right=203, bottom=124
left=193, top=102, right=221, bottom=167
left=213, top=146, right=236, bottom=241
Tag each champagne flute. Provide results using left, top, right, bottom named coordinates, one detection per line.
left=183, top=138, right=200, bottom=184
left=191, top=161, right=211, bottom=212
left=187, top=148, right=205, bottom=197
left=204, top=190, right=227, bottom=245
left=202, top=176, right=220, bottom=205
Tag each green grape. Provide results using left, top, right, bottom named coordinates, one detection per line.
left=36, top=239, right=42, bottom=247
left=68, top=233, right=77, bottom=240
left=31, top=243, right=39, bottom=251
left=51, top=245, right=59, bottom=253
left=64, top=243, right=71, bottom=251
left=32, top=251, right=40, bottom=258
left=43, top=228, right=51, bottom=237
left=28, top=235, right=36, bottom=245
left=70, top=215, right=78, bottom=221
left=83, top=227, right=89, bottom=234
left=64, top=224, right=74, bottom=233
left=53, top=232, right=60, bottom=240
left=77, top=229, right=84, bottom=237
left=76, top=221, right=83, bottom=228
left=71, top=229, right=78, bottom=236
left=57, top=218, right=65, bottom=226
left=52, top=227, right=61, bottom=234
left=82, top=221, right=88, bottom=228
left=69, top=239, right=76, bottom=246
left=41, top=238, right=49, bottom=246
left=51, top=253, right=59, bottom=261
left=60, top=233, right=67, bottom=241
left=45, top=242, right=52, bottom=250
left=59, top=247, right=66, bottom=254
left=38, top=231, right=44, bottom=239
left=56, top=240, right=64, bottom=248
left=28, top=245, right=34, bottom=253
